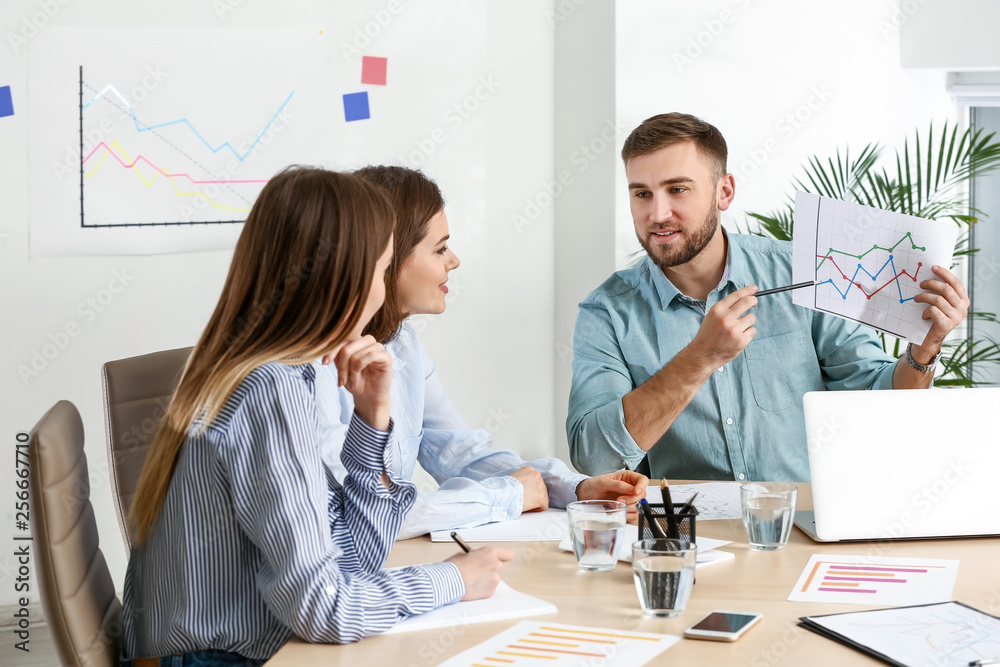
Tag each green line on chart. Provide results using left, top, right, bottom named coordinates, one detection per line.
left=815, top=231, right=926, bottom=271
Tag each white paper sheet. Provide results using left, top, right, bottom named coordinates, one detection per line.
left=788, top=554, right=959, bottom=606
left=791, top=191, right=958, bottom=343
left=430, top=508, right=569, bottom=542
left=384, top=581, right=556, bottom=635
left=646, top=482, right=744, bottom=520
left=437, top=620, right=681, bottom=666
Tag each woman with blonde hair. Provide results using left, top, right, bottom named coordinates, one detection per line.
left=123, top=167, right=511, bottom=667
left=314, top=166, right=648, bottom=541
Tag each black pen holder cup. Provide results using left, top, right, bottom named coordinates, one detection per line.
left=636, top=503, right=697, bottom=545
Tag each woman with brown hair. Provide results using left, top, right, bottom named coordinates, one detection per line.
left=122, top=167, right=512, bottom=667
left=314, top=165, right=648, bottom=541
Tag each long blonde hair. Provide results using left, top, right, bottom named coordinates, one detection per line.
left=130, top=167, right=395, bottom=545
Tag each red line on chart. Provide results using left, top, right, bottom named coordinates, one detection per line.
left=83, top=142, right=268, bottom=185
left=816, top=254, right=923, bottom=300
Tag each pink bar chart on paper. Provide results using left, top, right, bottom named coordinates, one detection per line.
left=788, top=554, right=959, bottom=606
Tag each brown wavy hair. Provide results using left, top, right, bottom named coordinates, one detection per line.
left=353, top=165, right=444, bottom=344
left=621, top=112, right=728, bottom=181
left=130, top=166, right=395, bottom=544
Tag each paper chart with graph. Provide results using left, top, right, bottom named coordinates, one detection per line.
left=28, top=27, right=329, bottom=256
left=437, top=621, right=680, bottom=667
left=791, top=192, right=958, bottom=343
left=788, top=554, right=958, bottom=606
left=802, top=602, right=1000, bottom=667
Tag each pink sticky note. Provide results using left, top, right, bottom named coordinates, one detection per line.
left=361, top=56, right=388, bottom=85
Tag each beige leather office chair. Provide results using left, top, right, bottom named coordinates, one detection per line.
left=101, top=347, right=191, bottom=550
left=30, top=400, right=123, bottom=667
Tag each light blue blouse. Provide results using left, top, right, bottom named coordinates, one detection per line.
left=315, top=323, right=588, bottom=540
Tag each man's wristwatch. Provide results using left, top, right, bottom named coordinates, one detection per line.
left=906, top=343, right=941, bottom=373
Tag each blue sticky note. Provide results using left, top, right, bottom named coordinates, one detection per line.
left=0, top=86, right=13, bottom=118
left=343, top=91, right=370, bottom=122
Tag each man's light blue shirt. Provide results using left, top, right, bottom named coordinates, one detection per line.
left=567, top=232, right=898, bottom=482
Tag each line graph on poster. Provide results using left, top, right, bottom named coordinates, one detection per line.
left=29, top=27, right=330, bottom=255
left=77, top=69, right=292, bottom=227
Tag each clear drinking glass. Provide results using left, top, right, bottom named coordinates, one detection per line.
left=740, top=482, right=798, bottom=550
left=566, top=500, right=627, bottom=571
left=632, top=539, right=697, bottom=617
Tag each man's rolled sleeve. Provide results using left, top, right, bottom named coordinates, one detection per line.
left=568, top=298, right=645, bottom=475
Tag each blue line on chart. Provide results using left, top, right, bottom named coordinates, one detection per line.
left=816, top=255, right=918, bottom=303
left=83, top=85, right=294, bottom=162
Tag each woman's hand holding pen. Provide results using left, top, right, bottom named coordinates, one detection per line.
left=446, top=546, right=515, bottom=601
left=327, top=335, right=393, bottom=431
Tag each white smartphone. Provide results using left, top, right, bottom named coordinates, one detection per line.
left=683, top=610, right=762, bottom=642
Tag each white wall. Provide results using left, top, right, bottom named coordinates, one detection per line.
left=900, top=0, right=1000, bottom=69
left=614, top=0, right=955, bottom=267
left=552, top=1, right=618, bottom=468
left=0, top=0, right=556, bottom=609
left=0, top=0, right=987, bottom=615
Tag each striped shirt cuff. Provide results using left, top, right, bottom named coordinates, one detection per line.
left=342, top=413, right=395, bottom=472
left=417, top=561, right=466, bottom=607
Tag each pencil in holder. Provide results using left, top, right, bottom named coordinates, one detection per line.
left=636, top=503, right=697, bottom=545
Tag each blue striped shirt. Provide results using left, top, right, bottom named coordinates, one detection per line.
left=122, top=362, right=465, bottom=661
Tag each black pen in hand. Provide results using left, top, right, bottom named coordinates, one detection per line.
left=450, top=531, right=472, bottom=553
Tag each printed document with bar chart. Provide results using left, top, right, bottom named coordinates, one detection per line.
left=788, top=554, right=959, bottom=606
left=437, top=621, right=680, bottom=667
left=791, top=192, right=958, bottom=343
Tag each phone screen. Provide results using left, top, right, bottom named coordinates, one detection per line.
left=690, top=612, right=758, bottom=633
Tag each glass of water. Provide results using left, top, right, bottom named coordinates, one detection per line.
left=566, top=500, right=626, bottom=571
left=632, top=539, right=697, bottom=617
left=740, top=482, right=797, bottom=550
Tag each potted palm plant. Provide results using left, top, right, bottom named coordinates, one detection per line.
left=741, top=122, right=1000, bottom=386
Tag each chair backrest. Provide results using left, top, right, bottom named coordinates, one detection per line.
left=30, top=400, right=123, bottom=667
left=101, top=347, right=191, bottom=550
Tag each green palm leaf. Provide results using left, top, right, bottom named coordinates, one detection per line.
left=744, top=121, right=1000, bottom=387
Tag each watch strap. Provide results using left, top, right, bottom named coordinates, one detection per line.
left=906, top=342, right=940, bottom=373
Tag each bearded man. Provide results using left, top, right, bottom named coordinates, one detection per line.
left=566, top=113, right=969, bottom=481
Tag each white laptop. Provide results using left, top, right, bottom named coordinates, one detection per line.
left=794, top=388, right=1000, bottom=542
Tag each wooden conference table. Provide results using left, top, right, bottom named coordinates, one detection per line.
left=265, top=483, right=1000, bottom=665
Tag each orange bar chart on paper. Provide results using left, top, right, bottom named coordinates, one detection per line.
left=788, top=554, right=959, bottom=606
left=438, top=622, right=681, bottom=667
